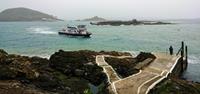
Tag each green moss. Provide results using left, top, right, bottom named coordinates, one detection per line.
left=97, top=82, right=108, bottom=94
left=52, top=71, right=69, bottom=83
left=0, top=65, right=17, bottom=79
left=52, top=71, right=90, bottom=93
left=153, top=80, right=174, bottom=94
left=84, top=89, right=93, bottom=94
left=150, top=78, right=200, bottom=94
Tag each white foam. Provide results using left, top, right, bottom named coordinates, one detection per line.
left=21, top=54, right=50, bottom=59
left=27, top=27, right=56, bottom=35
left=123, top=50, right=140, bottom=56
left=188, top=55, right=200, bottom=64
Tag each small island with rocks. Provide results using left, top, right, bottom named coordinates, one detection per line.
left=80, top=16, right=107, bottom=22
left=90, top=19, right=173, bottom=26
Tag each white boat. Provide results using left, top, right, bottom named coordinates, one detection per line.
left=58, top=25, right=92, bottom=37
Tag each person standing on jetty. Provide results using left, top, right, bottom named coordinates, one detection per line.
left=169, top=46, right=173, bottom=55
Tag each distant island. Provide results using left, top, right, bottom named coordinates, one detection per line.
left=81, top=16, right=106, bottom=21
left=90, top=19, right=173, bottom=26
left=0, top=7, right=63, bottom=22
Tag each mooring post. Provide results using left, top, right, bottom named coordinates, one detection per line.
left=181, top=41, right=184, bottom=58
left=185, top=45, right=188, bottom=70
left=185, top=46, right=188, bottom=62
left=180, top=41, right=184, bottom=73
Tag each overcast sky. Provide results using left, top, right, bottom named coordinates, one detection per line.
left=0, top=0, right=199, bottom=20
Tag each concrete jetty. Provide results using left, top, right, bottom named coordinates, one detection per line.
left=96, top=52, right=185, bottom=94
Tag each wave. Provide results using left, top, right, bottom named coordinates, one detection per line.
left=122, top=51, right=140, bottom=56
left=27, top=27, right=57, bottom=35
left=21, top=53, right=50, bottom=59
left=188, top=55, right=200, bottom=64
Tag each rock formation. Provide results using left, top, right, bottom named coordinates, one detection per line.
left=0, top=49, right=199, bottom=94
left=105, top=52, right=156, bottom=78
left=82, top=16, right=106, bottom=21
left=90, top=19, right=172, bottom=26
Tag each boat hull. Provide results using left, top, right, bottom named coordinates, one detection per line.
left=58, top=32, right=91, bottom=37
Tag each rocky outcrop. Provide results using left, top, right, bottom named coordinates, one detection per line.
left=149, top=77, right=200, bottom=94
left=0, top=50, right=71, bottom=93
left=105, top=57, right=139, bottom=78
left=105, top=52, right=156, bottom=78
left=91, top=19, right=140, bottom=26
left=90, top=19, right=172, bottom=26
left=82, top=16, right=106, bottom=21
left=0, top=49, right=200, bottom=94
left=49, top=50, right=107, bottom=86
left=0, top=49, right=132, bottom=94
left=135, top=52, right=156, bottom=62
left=0, top=49, right=108, bottom=94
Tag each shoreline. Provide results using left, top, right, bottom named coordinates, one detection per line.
left=0, top=48, right=200, bottom=94
left=3, top=49, right=200, bottom=82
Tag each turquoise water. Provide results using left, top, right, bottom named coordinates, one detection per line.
left=0, top=21, right=200, bottom=82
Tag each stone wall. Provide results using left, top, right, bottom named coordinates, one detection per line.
left=170, top=57, right=187, bottom=77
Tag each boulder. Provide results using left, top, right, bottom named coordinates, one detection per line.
left=105, top=57, right=139, bottom=78
left=105, top=52, right=156, bottom=78
left=135, top=52, right=156, bottom=62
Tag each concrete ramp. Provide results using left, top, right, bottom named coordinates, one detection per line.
left=96, top=55, right=121, bottom=83
left=96, top=52, right=181, bottom=94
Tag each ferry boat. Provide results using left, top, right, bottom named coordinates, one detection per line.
left=58, top=25, right=92, bottom=37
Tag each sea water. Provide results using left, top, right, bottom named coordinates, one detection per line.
left=0, top=21, right=200, bottom=82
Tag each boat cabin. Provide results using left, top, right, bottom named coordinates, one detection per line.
left=59, top=25, right=92, bottom=37
left=77, top=25, right=87, bottom=31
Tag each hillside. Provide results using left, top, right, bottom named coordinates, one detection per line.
left=0, top=7, right=63, bottom=21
